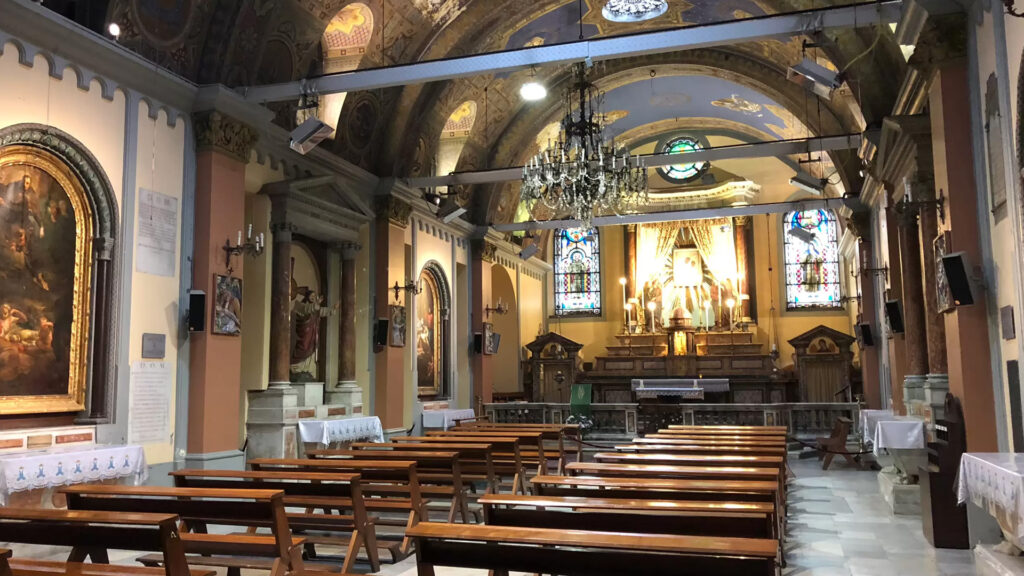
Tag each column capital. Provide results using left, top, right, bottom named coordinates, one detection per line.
left=193, top=110, right=259, bottom=163
left=333, top=241, right=362, bottom=259
left=375, top=195, right=412, bottom=228
left=907, top=14, right=967, bottom=71
left=473, top=239, right=498, bottom=263
left=270, top=221, right=297, bottom=241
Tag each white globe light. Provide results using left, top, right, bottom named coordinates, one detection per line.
left=520, top=81, right=547, bottom=101
left=108, top=22, right=121, bottom=37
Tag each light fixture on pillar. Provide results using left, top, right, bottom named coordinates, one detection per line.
left=486, top=298, right=510, bottom=318
left=896, top=188, right=946, bottom=225
left=392, top=279, right=422, bottom=302
left=223, top=224, right=265, bottom=274
left=107, top=22, right=121, bottom=39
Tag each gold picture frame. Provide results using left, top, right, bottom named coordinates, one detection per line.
left=0, top=145, right=93, bottom=415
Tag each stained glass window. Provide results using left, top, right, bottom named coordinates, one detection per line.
left=554, top=227, right=601, bottom=316
left=783, top=209, right=842, bottom=309
left=659, top=136, right=710, bottom=183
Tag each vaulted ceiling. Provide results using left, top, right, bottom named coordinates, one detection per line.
left=55, top=0, right=907, bottom=225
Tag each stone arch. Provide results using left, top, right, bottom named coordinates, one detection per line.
left=416, top=260, right=452, bottom=398
left=316, top=2, right=376, bottom=133
left=0, top=123, right=119, bottom=422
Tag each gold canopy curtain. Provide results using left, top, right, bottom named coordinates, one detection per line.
left=636, top=222, right=681, bottom=286
left=686, top=218, right=737, bottom=286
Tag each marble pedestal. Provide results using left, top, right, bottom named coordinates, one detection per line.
left=325, top=381, right=364, bottom=416
left=245, top=386, right=299, bottom=460
left=879, top=468, right=922, bottom=515
left=903, top=374, right=928, bottom=419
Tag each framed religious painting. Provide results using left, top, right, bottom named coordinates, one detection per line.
left=389, top=304, right=406, bottom=347
left=934, top=231, right=954, bottom=314
left=483, top=322, right=495, bottom=355
left=0, top=145, right=93, bottom=414
left=212, top=274, right=242, bottom=335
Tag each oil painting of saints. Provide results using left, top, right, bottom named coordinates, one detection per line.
left=0, top=163, right=77, bottom=396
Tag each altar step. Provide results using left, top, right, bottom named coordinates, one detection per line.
left=693, top=331, right=756, bottom=346
left=698, top=343, right=764, bottom=355
left=605, top=345, right=668, bottom=357
left=614, top=333, right=668, bottom=346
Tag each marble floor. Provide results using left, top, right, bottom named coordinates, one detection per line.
left=3, top=455, right=982, bottom=576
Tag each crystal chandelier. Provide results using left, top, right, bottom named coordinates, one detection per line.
left=521, top=63, right=648, bottom=227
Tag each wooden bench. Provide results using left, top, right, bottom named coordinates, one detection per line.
left=595, top=451, right=785, bottom=469
left=391, top=435, right=527, bottom=493
left=306, top=449, right=469, bottom=523
left=169, top=469, right=376, bottom=573
left=350, top=441, right=498, bottom=495
left=0, top=509, right=216, bottom=576
left=658, top=428, right=788, bottom=439
left=667, top=425, right=789, bottom=433
left=248, top=458, right=423, bottom=559
left=816, top=416, right=858, bottom=470
left=479, top=493, right=776, bottom=539
left=425, top=430, right=549, bottom=479
left=406, top=522, right=779, bottom=576
left=450, top=423, right=581, bottom=472
left=616, top=443, right=788, bottom=457
left=60, top=485, right=304, bottom=576
left=637, top=435, right=787, bottom=447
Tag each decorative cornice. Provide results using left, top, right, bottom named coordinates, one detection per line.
left=375, top=195, right=413, bottom=228
left=193, top=111, right=259, bottom=163
left=336, top=242, right=362, bottom=259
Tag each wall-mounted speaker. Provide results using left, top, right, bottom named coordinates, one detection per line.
left=187, top=290, right=206, bottom=332
left=942, top=251, right=976, bottom=307
left=855, top=322, right=874, bottom=347
left=373, top=318, right=388, bottom=351
left=885, top=300, right=905, bottom=334
left=473, top=333, right=483, bottom=354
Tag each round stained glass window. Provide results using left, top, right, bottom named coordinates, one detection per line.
left=659, top=136, right=709, bottom=183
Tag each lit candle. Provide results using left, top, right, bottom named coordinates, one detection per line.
left=619, top=277, right=628, bottom=330
left=237, top=230, right=242, bottom=245
left=647, top=300, right=657, bottom=333
left=247, top=223, right=252, bottom=239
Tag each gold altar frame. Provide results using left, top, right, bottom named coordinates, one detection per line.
left=416, top=269, right=443, bottom=398
left=0, top=145, right=93, bottom=415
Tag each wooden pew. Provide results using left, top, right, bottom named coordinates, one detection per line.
left=615, top=443, right=787, bottom=457
left=349, top=441, right=498, bottom=495
left=566, top=461, right=780, bottom=482
left=668, top=425, right=788, bottom=433
left=391, top=435, right=527, bottom=493
left=248, top=458, right=423, bottom=559
left=305, top=449, right=469, bottom=523
left=594, top=451, right=785, bottom=470
left=450, top=423, right=581, bottom=472
left=169, top=469, right=377, bottom=573
left=637, top=436, right=786, bottom=447
left=425, top=430, right=549, bottom=479
left=407, top=522, right=779, bottom=576
left=479, top=493, right=776, bottom=539
left=657, top=428, right=788, bottom=439
left=0, top=509, right=216, bottom=576
left=531, top=474, right=778, bottom=504
left=60, top=486, right=303, bottom=576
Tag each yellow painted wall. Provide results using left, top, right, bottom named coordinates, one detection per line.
left=491, top=264, right=519, bottom=393
left=0, top=46, right=188, bottom=464
left=519, top=272, right=545, bottom=354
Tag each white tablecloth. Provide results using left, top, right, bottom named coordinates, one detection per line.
left=298, top=416, right=384, bottom=445
left=860, top=409, right=894, bottom=442
left=422, top=409, right=475, bottom=430
left=0, top=444, right=147, bottom=505
left=873, top=418, right=926, bottom=452
left=957, top=453, right=1024, bottom=541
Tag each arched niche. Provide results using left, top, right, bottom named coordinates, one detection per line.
left=289, top=241, right=326, bottom=382
left=0, top=124, right=118, bottom=422
left=315, top=2, right=375, bottom=133
left=416, top=261, right=451, bottom=399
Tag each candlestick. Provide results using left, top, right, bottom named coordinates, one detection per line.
left=619, top=277, right=628, bottom=331
left=247, top=223, right=252, bottom=239
left=647, top=301, right=657, bottom=333
left=237, top=231, right=242, bottom=245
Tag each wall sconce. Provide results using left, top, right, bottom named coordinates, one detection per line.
left=392, top=280, right=422, bottom=302
left=486, top=298, right=510, bottom=317
left=224, top=224, right=264, bottom=274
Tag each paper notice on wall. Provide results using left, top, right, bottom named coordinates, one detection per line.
left=136, top=188, right=178, bottom=277
left=129, top=361, right=172, bottom=445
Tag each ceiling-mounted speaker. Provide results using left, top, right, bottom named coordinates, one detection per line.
left=187, top=290, right=206, bottom=333
left=942, top=251, right=976, bottom=307
left=855, top=322, right=874, bottom=347
left=885, top=300, right=905, bottom=334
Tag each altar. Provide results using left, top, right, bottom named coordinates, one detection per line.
left=0, top=444, right=147, bottom=507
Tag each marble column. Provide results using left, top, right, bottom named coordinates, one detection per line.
left=326, top=242, right=363, bottom=413
left=245, top=221, right=299, bottom=459
left=912, top=180, right=950, bottom=421
left=897, top=207, right=928, bottom=415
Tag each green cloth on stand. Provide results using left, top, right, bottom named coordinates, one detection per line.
left=570, top=383, right=592, bottom=417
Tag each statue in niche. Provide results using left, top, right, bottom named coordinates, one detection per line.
left=290, top=285, right=335, bottom=381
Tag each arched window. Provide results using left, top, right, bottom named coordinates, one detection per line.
left=554, top=227, right=601, bottom=316
left=783, top=209, right=842, bottom=309
left=315, top=3, right=374, bottom=133
left=658, top=136, right=710, bottom=183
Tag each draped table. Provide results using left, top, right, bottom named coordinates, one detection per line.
left=0, top=444, right=148, bottom=505
left=873, top=417, right=927, bottom=482
left=957, top=453, right=1024, bottom=548
left=298, top=416, right=385, bottom=446
left=859, top=409, right=894, bottom=444
left=422, top=409, right=476, bottom=430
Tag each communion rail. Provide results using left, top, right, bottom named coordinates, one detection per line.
left=483, top=402, right=861, bottom=439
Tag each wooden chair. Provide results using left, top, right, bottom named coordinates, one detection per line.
left=0, top=508, right=215, bottom=576
left=169, top=469, right=377, bottom=573
left=407, top=522, right=779, bottom=576
left=816, top=416, right=858, bottom=470
left=60, top=485, right=303, bottom=576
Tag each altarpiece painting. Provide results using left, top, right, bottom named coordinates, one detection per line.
left=0, top=145, right=92, bottom=414
left=416, top=270, right=441, bottom=396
